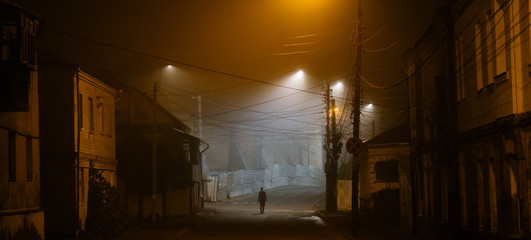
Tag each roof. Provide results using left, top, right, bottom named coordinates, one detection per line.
left=38, top=51, right=117, bottom=95
left=38, top=50, right=80, bottom=69
left=0, top=0, right=41, bottom=20
left=107, top=78, right=191, bottom=133
left=364, top=123, right=410, bottom=146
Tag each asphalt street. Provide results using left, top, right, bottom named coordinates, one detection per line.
left=174, top=185, right=344, bottom=240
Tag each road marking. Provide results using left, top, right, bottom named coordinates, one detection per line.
left=312, top=195, right=325, bottom=209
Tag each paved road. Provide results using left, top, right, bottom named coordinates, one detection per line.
left=174, top=185, right=344, bottom=240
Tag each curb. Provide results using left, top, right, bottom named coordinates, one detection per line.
left=315, top=210, right=357, bottom=240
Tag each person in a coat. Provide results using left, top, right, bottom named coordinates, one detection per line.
left=258, top=187, right=267, bottom=214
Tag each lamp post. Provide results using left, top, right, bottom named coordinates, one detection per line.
left=152, top=65, right=171, bottom=221
left=152, top=72, right=159, bottom=222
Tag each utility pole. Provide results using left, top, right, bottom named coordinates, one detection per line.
left=330, top=98, right=339, bottom=211
left=197, top=95, right=202, bottom=140
left=152, top=80, right=159, bottom=222
left=324, top=85, right=340, bottom=212
left=197, top=95, right=205, bottom=210
left=351, top=0, right=363, bottom=236
left=324, top=82, right=336, bottom=212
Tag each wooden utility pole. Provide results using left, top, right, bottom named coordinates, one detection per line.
left=329, top=98, right=339, bottom=211
left=351, top=0, right=363, bottom=236
left=152, top=80, right=159, bottom=222
left=324, top=84, right=340, bottom=212
left=324, top=83, right=337, bottom=212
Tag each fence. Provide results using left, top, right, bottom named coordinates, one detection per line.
left=205, top=164, right=324, bottom=202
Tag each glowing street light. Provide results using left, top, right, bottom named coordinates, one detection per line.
left=331, top=81, right=343, bottom=91
left=284, top=69, right=305, bottom=88
left=293, top=70, right=304, bottom=81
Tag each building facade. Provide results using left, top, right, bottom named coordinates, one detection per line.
left=0, top=2, right=44, bottom=239
left=39, top=56, right=118, bottom=238
left=405, top=0, right=531, bottom=238
left=358, top=124, right=410, bottom=227
left=114, top=84, right=202, bottom=220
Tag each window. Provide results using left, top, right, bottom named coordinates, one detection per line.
left=485, top=14, right=495, bottom=85
left=9, top=131, right=16, bottom=181
left=458, top=153, right=468, bottom=228
left=26, top=136, right=33, bottom=181
left=89, top=97, right=94, bottom=132
left=0, top=13, right=37, bottom=66
left=374, top=159, right=399, bottom=182
left=80, top=168, right=85, bottom=201
left=79, top=94, right=83, bottom=130
left=100, top=103, right=105, bottom=134
left=475, top=23, right=484, bottom=91
left=493, top=0, right=506, bottom=77
left=456, top=35, right=466, bottom=101
left=183, top=140, right=191, bottom=163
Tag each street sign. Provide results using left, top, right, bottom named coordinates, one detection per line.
left=346, top=137, right=362, bottom=154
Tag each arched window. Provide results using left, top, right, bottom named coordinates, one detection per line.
left=458, top=153, right=467, bottom=229
left=476, top=148, right=486, bottom=231
left=488, top=160, right=498, bottom=232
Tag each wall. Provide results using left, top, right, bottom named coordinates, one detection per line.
left=75, top=70, right=118, bottom=230
left=212, top=164, right=324, bottom=201
left=337, top=180, right=352, bottom=210
left=38, top=67, right=78, bottom=238
left=0, top=70, right=44, bottom=238
left=39, top=67, right=118, bottom=237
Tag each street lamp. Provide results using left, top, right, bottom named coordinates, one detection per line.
left=152, top=64, right=172, bottom=221
left=331, top=81, right=343, bottom=91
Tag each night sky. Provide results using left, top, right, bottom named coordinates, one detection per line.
left=19, top=0, right=449, bottom=141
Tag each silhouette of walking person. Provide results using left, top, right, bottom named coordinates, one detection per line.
left=258, top=187, right=267, bottom=214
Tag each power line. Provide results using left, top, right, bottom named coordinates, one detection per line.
left=44, top=27, right=324, bottom=96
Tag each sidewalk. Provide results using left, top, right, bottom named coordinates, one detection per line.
left=113, top=208, right=216, bottom=240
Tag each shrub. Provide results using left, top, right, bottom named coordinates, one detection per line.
left=81, top=167, right=127, bottom=238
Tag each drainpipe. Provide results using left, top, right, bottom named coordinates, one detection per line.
left=75, top=68, right=81, bottom=236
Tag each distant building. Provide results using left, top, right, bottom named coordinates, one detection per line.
left=38, top=55, right=118, bottom=238
left=0, top=1, right=44, bottom=239
left=404, top=0, right=531, bottom=238
left=359, top=124, right=410, bottom=223
left=113, top=84, right=202, bottom=220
